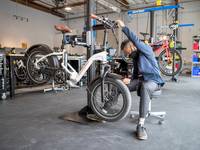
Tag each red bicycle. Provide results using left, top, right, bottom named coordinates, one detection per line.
left=140, top=30, right=182, bottom=76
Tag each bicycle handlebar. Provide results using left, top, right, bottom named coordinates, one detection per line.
left=169, top=23, right=179, bottom=30
left=91, top=14, right=117, bottom=29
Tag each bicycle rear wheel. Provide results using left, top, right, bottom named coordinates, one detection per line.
left=26, top=50, right=53, bottom=84
left=89, top=77, right=132, bottom=122
left=14, top=67, right=27, bottom=81
left=158, top=49, right=182, bottom=76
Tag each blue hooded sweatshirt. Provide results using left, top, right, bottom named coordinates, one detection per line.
left=122, top=26, right=165, bottom=86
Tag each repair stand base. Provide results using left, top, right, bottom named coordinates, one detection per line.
left=59, top=106, right=99, bottom=124
left=44, top=80, right=65, bottom=93
left=170, top=76, right=178, bottom=82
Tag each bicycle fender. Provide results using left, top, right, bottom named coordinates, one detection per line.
left=25, top=44, right=60, bottom=68
left=25, top=44, right=53, bottom=56
left=88, top=76, right=101, bottom=89
left=106, top=73, right=123, bottom=80
left=88, top=73, right=123, bottom=90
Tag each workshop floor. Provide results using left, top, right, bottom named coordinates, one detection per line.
left=0, top=76, right=200, bottom=150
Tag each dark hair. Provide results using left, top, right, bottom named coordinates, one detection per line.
left=121, top=39, right=130, bottom=50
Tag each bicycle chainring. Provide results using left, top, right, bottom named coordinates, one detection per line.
left=54, top=69, right=68, bottom=84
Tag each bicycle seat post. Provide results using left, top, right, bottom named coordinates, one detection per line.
left=103, top=29, right=108, bottom=51
left=61, top=32, right=65, bottom=50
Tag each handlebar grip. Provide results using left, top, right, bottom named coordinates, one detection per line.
left=90, top=14, right=117, bottom=29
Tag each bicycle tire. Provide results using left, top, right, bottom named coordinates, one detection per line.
left=158, top=49, right=182, bottom=76
left=89, top=77, right=132, bottom=122
left=14, top=67, right=27, bottom=81
left=26, top=50, right=54, bottom=84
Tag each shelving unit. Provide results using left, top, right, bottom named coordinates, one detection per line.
left=192, top=36, right=200, bottom=77
left=0, top=52, right=7, bottom=100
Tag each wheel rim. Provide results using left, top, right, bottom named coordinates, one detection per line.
left=27, top=51, right=51, bottom=84
left=159, top=50, right=182, bottom=75
left=92, top=80, right=126, bottom=118
left=15, top=68, right=26, bottom=81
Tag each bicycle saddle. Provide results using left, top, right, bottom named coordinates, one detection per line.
left=169, top=23, right=178, bottom=30
left=54, top=24, right=72, bottom=33
left=140, top=32, right=150, bottom=36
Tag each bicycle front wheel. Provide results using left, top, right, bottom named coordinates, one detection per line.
left=158, top=49, right=182, bottom=76
left=89, top=77, right=132, bottom=122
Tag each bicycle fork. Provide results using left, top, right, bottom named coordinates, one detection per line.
left=100, top=64, right=110, bottom=103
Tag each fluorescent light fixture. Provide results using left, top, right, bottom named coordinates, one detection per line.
left=65, top=7, right=72, bottom=11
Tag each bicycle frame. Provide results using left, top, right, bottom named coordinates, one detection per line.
left=152, top=39, right=171, bottom=63
left=32, top=15, right=118, bottom=85
left=34, top=49, right=108, bottom=83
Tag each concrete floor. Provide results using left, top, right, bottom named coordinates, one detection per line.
left=0, top=76, right=200, bottom=150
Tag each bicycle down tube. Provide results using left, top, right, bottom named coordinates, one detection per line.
left=34, top=50, right=108, bottom=84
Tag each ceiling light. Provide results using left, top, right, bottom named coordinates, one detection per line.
left=65, top=7, right=72, bottom=11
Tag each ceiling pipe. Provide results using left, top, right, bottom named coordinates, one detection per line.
left=115, top=0, right=129, bottom=9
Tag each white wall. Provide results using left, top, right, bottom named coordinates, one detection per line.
left=0, top=0, right=62, bottom=49
left=179, top=1, right=200, bottom=62
left=67, top=18, right=87, bottom=55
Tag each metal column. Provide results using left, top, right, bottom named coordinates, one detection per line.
left=149, top=11, right=154, bottom=43
left=174, top=0, right=179, bottom=38
left=171, top=0, right=179, bottom=82
left=85, top=0, right=95, bottom=107
left=60, top=0, right=96, bottom=123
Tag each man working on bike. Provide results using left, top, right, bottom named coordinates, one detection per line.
left=116, top=20, right=165, bottom=140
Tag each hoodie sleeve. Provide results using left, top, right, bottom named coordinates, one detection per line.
left=122, top=26, right=154, bottom=59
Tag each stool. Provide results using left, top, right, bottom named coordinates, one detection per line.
left=130, top=89, right=166, bottom=124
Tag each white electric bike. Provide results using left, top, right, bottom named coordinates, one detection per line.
left=26, top=14, right=132, bottom=122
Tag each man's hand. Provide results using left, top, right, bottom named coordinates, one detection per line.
left=116, top=20, right=125, bottom=28
left=122, top=78, right=131, bottom=85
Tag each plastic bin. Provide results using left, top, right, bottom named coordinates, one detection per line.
left=193, top=55, right=199, bottom=62
left=192, top=66, right=200, bottom=76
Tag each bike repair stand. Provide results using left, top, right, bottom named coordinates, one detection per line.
left=170, top=4, right=179, bottom=83
left=59, top=0, right=100, bottom=124
left=44, top=80, right=65, bottom=93
left=170, top=47, right=178, bottom=82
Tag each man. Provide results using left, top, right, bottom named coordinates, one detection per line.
left=116, top=20, right=165, bottom=140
